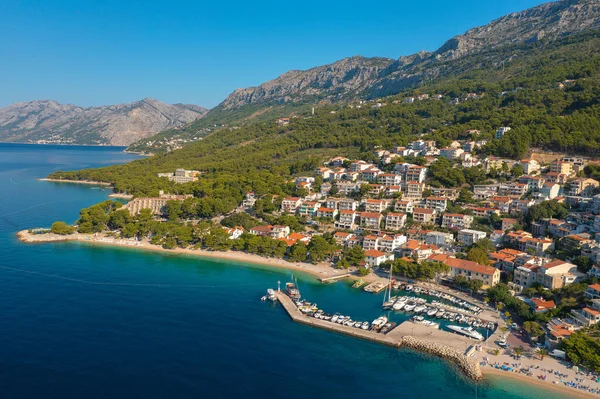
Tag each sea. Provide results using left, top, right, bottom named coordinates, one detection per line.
left=0, top=143, right=571, bottom=399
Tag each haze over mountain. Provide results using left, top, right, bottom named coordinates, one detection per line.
left=0, top=98, right=207, bottom=146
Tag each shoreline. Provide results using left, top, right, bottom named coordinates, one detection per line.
left=39, top=178, right=113, bottom=186
left=16, top=230, right=359, bottom=282
left=483, top=368, right=599, bottom=399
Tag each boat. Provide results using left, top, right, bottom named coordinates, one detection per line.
left=361, top=321, right=370, bottom=330
left=447, top=325, right=484, bottom=340
left=404, top=301, right=416, bottom=312
left=392, top=301, right=405, bottom=311
left=354, top=321, right=362, bottom=328
left=331, top=314, right=340, bottom=323
left=266, top=288, right=277, bottom=302
left=427, top=308, right=438, bottom=317
left=412, top=315, right=424, bottom=323
left=371, top=316, right=388, bottom=330
left=286, top=282, right=301, bottom=299
left=435, top=309, right=445, bottom=318
left=414, top=305, right=427, bottom=313
left=352, top=279, right=364, bottom=288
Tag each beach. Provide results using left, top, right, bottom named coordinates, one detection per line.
left=16, top=230, right=361, bottom=282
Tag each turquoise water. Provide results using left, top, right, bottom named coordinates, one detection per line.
left=0, top=143, right=571, bottom=398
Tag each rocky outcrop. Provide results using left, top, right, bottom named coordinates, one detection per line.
left=0, top=98, right=207, bottom=146
left=401, top=336, right=483, bottom=380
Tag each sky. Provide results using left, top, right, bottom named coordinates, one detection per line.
left=0, top=0, right=550, bottom=109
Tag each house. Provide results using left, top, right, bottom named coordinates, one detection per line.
left=501, top=218, right=519, bottom=231
left=348, top=160, right=373, bottom=172
left=364, top=249, right=394, bottom=267
left=362, top=235, right=380, bottom=251
left=335, top=210, right=357, bottom=230
left=368, top=184, right=385, bottom=196
left=489, top=248, right=530, bottom=272
left=400, top=240, right=439, bottom=260
left=495, top=126, right=511, bottom=139
left=360, top=168, right=382, bottom=182
left=439, top=147, right=464, bottom=160
left=223, top=226, right=244, bottom=240
left=571, top=307, right=600, bottom=327
left=584, top=284, right=600, bottom=300
left=528, top=298, right=556, bottom=313
left=441, top=213, right=473, bottom=230
left=540, top=182, right=561, bottom=199
left=520, top=159, right=540, bottom=175
left=545, top=172, right=568, bottom=185
left=378, top=234, right=406, bottom=253
left=385, top=213, right=407, bottom=231
left=429, top=254, right=500, bottom=288
left=424, top=231, right=454, bottom=247
left=364, top=199, right=390, bottom=213
left=249, top=225, right=290, bottom=239
left=316, top=207, right=338, bottom=219
left=425, top=196, right=448, bottom=212
left=378, top=173, right=402, bottom=186
left=406, top=166, right=427, bottom=183
left=298, top=201, right=320, bottom=217
left=333, top=232, right=355, bottom=246
left=242, top=192, right=257, bottom=209
left=281, top=197, right=302, bottom=213
left=412, top=208, right=436, bottom=224
left=405, top=181, right=426, bottom=199
left=537, top=260, right=585, bottom=289
left=568, top=178, right=599, bottom=196
left=385, top=185, right=402, bottom=196
left=359, top=212, right=382, bottom=229
left=498, top=182, right=528, bottom=197
left=550, top=160, right=573, bottom=176
left=394, top=200, right=414, bottom=214
left=336, top=181, right=363, bottom=195
left=457, top=229, right=487, bottom=246
left=337, top=198, right=359, bottom=211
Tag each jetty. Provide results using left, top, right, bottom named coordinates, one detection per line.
left=275, top=291, right=483, bottom=380
left=363, top=280, right=388, bottom=293
left=319, top=273, right=351, bottom=283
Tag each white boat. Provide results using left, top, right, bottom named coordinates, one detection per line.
left=331, top=314, right=339, bottom=323
left=427, top=308, right=438, bottom=317
left=392, top=301, right=405, bottom=311
left=361, top=322, right=370, bottom=330
left=435, top=309, right=445, bottom=318
left=354, top=321, right=362, bottom=328
left=414, top=305, right=427, bottom=313
left=372, top=316, right=388, bottom=329
left=405, top=285, right=413, bottom=292
left=404, top=302, right=416, bottom=312
left=447, top=325, right=484, bottom=340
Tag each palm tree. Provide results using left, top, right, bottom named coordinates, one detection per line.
left=513, top=346, right=525, bottom=359
left=537, top=348, right=548, bottom=360
left=492, top=348, right=501, bottom=356
left=496, top=302, right=504, bottom=312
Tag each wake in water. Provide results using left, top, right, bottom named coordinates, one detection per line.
left=0, top=265, right=266, bottom=288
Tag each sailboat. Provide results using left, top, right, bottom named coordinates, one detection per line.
left=381, top=264, right=394, bottom=309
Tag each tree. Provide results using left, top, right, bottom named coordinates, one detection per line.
left=342, top=245, right=365, bottom=266
left=523, top=321, right=544, bottom=338
left=513, top=346, right=525, bottom=359
left=510, top=164, right=524, bottom=178
left=51, top=221, right=75, bottom=235
left=466, top=247, right=491, bottom=265
left=358, top=266, right=370, bottom=276
left=165, top=200, right=183, bottom=221
left=457, top=188, right=474, bottom=204
left=573, top=255, right=593, bottom=273
left=289, top=242, right=308, bottom=262
left=307, top=235, right=334, bottom=263
left=492, top=348, right=501, bottom=356
left=537, top=348, right=548, bottom=360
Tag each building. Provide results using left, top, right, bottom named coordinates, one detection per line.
left=537, top=260, right=585, bottom=289
left=123, top=193, right=192, bottom=215
left=394, top=200, right=414, bottom=214
left=584, top=284, right=600, bottom=300
left=316, top=207, right=338, bottom=219
left=335, top=210, right=357, bottom=230
left=550, top=160, right=573, bottom=176
left=400, top=240, right=439, bottom=260
left=249, top=225, right=291, bottom=239
left=364, top=250, right=394, bottom=267
left=545, top=172, right=568, bottom=185
left=364, top=199, right=390, bottom=213
left=385, top=213, right=407, bottom=231
left=157, top=169, right=200, bottom=184
left=501, top=218, right=519, bottom=232
left=405, top=181, right=426, bottom=199
left=378, top=173, right=402, bottom=186
left=412, top=208, right=436, bottom=224
left=568, top=178, right=599, bottom=196
left=429, top=254, right=500, bottom=288
left=439, top=147, right=465, bottom=160
left=441, top=213, right=473, bottom=230
left=362, top=235, right=380, bottom=251
left=520, top=159, right=540, bottom=175
left=528, top=298, right=556, bottom=313
left=424, top=231, right=454, bottom=247
left=298, top=201, right=320, bottom=217
left=281, top=197, right=302, bottom=213
left=495, top=126, right=511, bottom=139
left=360, top=212, right=383, bottom=229
left=337, top=198, right=359, bottom=211
left=425, top=197, right=447, bottom=212
left=571, top=307, right=600, bottom=327
left=457, top=229, right=487, bottom=246
left=405, top=166, right=427, bottom=183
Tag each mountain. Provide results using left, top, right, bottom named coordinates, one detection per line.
left=128, top=0, right=600, bottom=152
left=0, top=98, right=207, bottom=146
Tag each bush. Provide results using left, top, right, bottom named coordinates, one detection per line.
left=50, top=221, right=75, bottom=235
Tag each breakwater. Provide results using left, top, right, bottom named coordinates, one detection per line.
left=276, top=291, right=483, bottom=381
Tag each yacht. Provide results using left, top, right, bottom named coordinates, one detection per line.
left=414, top=305, right=427, bottom=313
left=286, top=282, right=301, bottom=300
left=447, top=325, right=484, bottom=340
left=354, top=321, right=362, bottom=328
left=435, top=309, right=445, bottom=318
left=427, top=308, right=438, bottom=317
left=404, top=301, right=416, bottom=312
left=392, top=301, right=405, bottom=311
left=361, top=321, right=370, bottom=330
left=331, top=314, right=340, bottom=323
left=372, top=316, right=388, bottom=329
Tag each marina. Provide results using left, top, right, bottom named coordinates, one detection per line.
left=273, top=288, right=484, bottom=380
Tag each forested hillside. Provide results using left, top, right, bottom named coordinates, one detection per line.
left=50, top=33, right=600, bottom=204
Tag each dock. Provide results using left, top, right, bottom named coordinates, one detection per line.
left=319, top=273, right=351, bottom=283
left=275, top=291, right=483, bottom=380
left=363, top=280, right=388, bottom=293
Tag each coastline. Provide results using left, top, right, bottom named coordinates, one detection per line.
left=16, top=230, right=359, bottom=282
left=39, top=178, right=112, bottom=186
left=484, top=368, right=599, bottom=399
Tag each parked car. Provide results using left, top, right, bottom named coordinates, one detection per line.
left=498, top=341, right=510, bottom=349
left=511, top=323, right=518, bottom=329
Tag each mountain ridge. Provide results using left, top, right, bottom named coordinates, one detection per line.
left=0, top=98, right=207, bottom=146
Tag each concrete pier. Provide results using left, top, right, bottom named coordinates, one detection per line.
left=275, top=291, right=483, bottom=380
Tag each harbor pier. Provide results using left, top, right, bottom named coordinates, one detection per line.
left=275, top=291, right=483, bottom=380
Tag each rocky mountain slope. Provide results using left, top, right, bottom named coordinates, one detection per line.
left=0, top=98, right=207, bottom=146
left=130, top=0, right=600, bottom=152
left=221, top=0, right=600, bottom=106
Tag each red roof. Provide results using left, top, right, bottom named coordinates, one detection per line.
left=588, top=284, right=600, bottom=292
left=365, top=249, right=386, bottom=257
left=531, top=298, right=556, bottom=310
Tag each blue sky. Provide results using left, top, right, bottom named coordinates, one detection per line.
left=0, top=0, right=549, bottom=109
